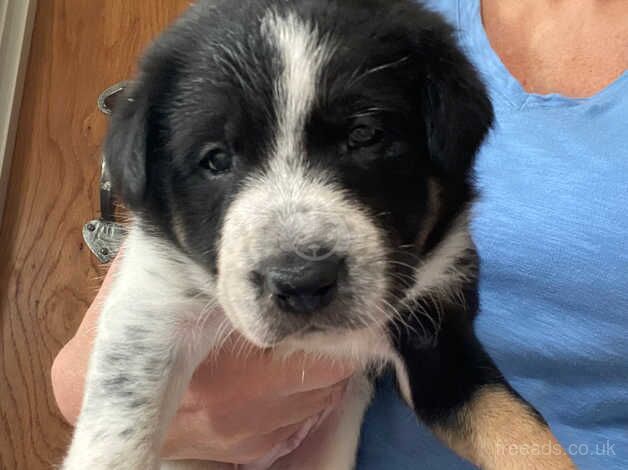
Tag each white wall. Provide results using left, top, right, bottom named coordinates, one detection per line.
left=0, top=0, right=37, bottom=227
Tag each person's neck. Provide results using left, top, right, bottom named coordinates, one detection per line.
left=485, top=0, right=623, bottom=17
left=481, top=0, right=628, bottom=97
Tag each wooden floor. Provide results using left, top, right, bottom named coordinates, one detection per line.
left=0, top=1, right=189, bottom=468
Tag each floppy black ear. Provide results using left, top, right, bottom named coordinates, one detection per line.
left=421, top=40, right=494, bottom=180
left=104, top=83, right=150, bottom=209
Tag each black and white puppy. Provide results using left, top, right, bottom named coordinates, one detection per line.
left=63, top=1, right=574, bottom=469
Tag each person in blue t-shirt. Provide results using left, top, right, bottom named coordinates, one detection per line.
left=53, top=1, right=627, bottom=468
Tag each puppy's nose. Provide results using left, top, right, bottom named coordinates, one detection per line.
left=258, top=255, right=343, bottom=314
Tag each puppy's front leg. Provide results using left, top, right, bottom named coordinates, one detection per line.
left=63, top=297, right=214, bottom=470
left=394, top=297, right=576, bottom=470
left=63, top=238, right=220, bottom=470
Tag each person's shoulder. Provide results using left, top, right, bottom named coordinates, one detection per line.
left=416, top=0, right=460, bottom=28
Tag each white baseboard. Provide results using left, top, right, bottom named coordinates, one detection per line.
left=0, top=0, right=37, bottom=227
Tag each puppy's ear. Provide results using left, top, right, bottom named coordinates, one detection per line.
left=104, top=82, right=150, bottom=209
left=421, top=38, right=494, bottom=180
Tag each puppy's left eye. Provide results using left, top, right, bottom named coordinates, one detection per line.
left=199, top=145, right=233, bottom=175
left=348, top=123, right=383, bottom=149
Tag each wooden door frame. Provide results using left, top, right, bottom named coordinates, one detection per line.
left=0, top=0, right=37, bottom=226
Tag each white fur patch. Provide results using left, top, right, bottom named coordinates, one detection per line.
left=405, top=210, right=475, bottom=301
left=262, top=10, right=333, bottom=163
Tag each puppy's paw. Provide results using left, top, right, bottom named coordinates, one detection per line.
left=62, top=450, right=160, bottom=470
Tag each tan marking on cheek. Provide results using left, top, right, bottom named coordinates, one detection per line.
left=416, top=178, right=442, bottom=251
left=171, top=210, right=189, bottom=251
left=434, top=386, right=576, bottom=470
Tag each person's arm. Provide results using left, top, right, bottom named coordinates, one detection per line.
left=51, top=257, right=353, bottom=464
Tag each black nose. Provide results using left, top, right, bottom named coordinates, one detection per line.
left=257, top=255, right=344, bottom=314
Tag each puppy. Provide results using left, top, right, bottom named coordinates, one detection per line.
left=63, top=1, right=575, bottom=469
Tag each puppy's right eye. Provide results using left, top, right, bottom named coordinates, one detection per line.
left=199, top=145, right=233, bottom=175
left=349, top=125, right=382, bottom=149
left=347, top=116, right=384, bottom=150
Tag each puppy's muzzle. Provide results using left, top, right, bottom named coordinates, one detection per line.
left=253, top=253, right=346, bottom=315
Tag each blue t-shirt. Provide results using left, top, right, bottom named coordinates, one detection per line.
left=357, top=1, right=628, bottom=468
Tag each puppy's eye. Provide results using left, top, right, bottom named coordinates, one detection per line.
left=199, top=145, right=233, bottom=174
left=348, top=124, right=383, bottom=149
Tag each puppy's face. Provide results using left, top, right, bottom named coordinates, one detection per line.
left=107, top=0, right=492, bottom=347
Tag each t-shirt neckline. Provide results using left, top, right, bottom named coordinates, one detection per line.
left=458, top=0, right=628, bottom=110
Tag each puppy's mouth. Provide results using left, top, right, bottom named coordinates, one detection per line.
left=251, top=306, right=369, bottom=347
left=286, top=319, right=365, bottom=339
left=249, top=320, right=375, bottom=350
left=299, top=324, right=326, bottom=335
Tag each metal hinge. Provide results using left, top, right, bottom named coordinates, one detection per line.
left=82, top=82, right=130, bottom=263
